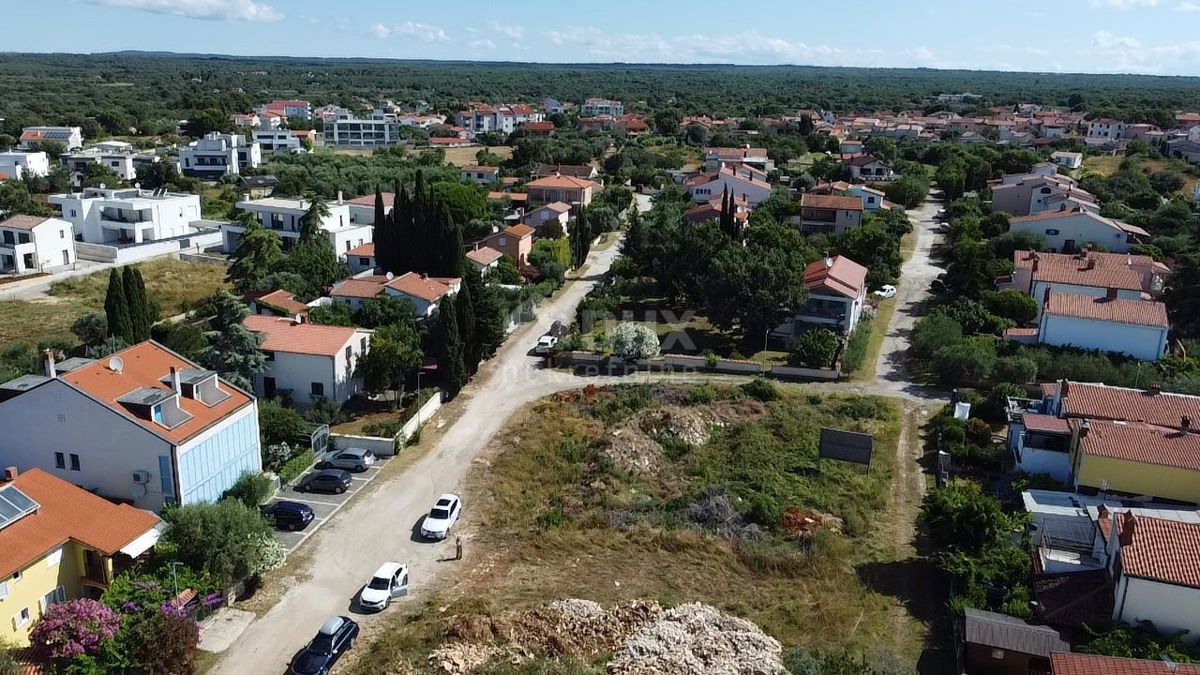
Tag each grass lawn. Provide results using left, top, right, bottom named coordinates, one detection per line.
left=442, top=145, right=513, bottom=167
left=1083, top=155, right=1200, bottom=197
left=349, top=384, right=925, bottom=674
left=851, top=299, right=895, bottom=383
left=0, top=259, right=229, bottom=347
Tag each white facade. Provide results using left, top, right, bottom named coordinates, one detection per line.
left=455, top=106, right=543, bottom=135
left=60, top=149, right=159, bottom=185
left=49, top=187, right=202, bottom=245
left=1009, top=212, right=1139, bottom=254
left=225, top=196, right=371, bottom=255
left=1037, top=314, right=1168, bottom=361
left=1087, top=119, right=1128, bottom=142
left=0, top=216, right=76, bottom=274
left=0, top=151, right=49, bottom=180
left=20, top=127, right=83, bottom=150
left=1050, top=151, right=1083, bottom=170
left=252, top=129, right=304, bottom=155
left=253, top=329, right=371, bottom=407
left=328, top=114, right=403, bottom=147
left=581, top=98, right=624, bottom=117
left=179, top=132, right=261, bottom=179
left=1113, top=575, right=1200, bottom=642
left=847, top=185, right=886, bottom=212
left=689, top=174, right=773, bottom=207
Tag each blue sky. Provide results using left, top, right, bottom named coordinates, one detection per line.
left=7, top=0, right=1200, bottom=75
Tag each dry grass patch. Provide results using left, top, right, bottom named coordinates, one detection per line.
left=443, top=146, right=513, bottom=167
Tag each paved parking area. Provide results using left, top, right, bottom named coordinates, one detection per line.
left=265, top=457, right=391, bottom=552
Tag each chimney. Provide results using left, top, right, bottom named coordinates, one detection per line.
left=1183, top=415, right=1192, bottom=432
left=170, top=366, right=181, bottom=396
left=44, top=348, right=56, bottom=379
left=1105, top=287, right=1118, bottom=300
left=824, top=256, right=834, bottom=269
left=2, top=467, right=16, bottom=482
left=1079, top=418, right=1090, bottom=438
left=336, top=190, right=344, bottom=205
left=1061, top=379, right=1070, bottom=399
left=1085, top=257, right=1096, bottom=270
left=1032, top=255, right=1039, bottom=273
left=1148, top=381, right=1162, bottom=395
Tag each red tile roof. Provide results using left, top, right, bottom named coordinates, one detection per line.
left=537, top=164, right=595, bottom=178
left=1096, top=511, right=1200, bottom=589
left=0, top=215, right=54, bottom=231
left=1043, top=291, right=1168, bottom=328
left=1014, top=250, right=1166, bottom=293
left=802, top=194, right=864, bottom=211
left=346, top=243, right=375, bottom=258
left=256, top=289, right=309, bottom=316
left=1078, top=420, right=1200, bottom=473
left=62, top=342, right=253, bottom=445
left=330, top=277, right=388, bottom=300
left=460, top=165, right=499, bottom=174
left=344, top=193, right=395, bottom=207
left=1061, top=382, right=1200, bottom=430
left=244, top=315, right=362, bottom=358
left=1022, top=413, right=1071, bottom=434
left=1052, top=653, right=1200, bottom=674
left=385, top=272, right=458, bottom=303
left=504, top=224, right=535, bottom=238
left=527, top=175, right=599, bottom=190
left=466, top=247, right=503, bottom=266
left=0, top=468, right=161, bottom=580
left=804, top=256, right=868, bottom=299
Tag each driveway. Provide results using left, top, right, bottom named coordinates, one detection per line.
left=209, top=240, right=626, bottom=674
left=0, top=260, right=112, bottom=301
left=872, top=192, right=946, bottom=399
left=267, top=457, right=391, bottom=553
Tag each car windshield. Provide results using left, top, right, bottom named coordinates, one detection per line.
left=429, top=507, right=450, bottom=520
left=294, top=649, right=329, bottom=673
left=367, top=576, right=390, bottom=590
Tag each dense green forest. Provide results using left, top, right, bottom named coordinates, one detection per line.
left=4, top=52, right=1200, bottom=138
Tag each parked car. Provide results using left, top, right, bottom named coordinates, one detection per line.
left=262, top=501, right=315, bottom=531
left=289, top=616, right=359, bottom=675
left=534, top=335, right=559, bottom=354
left=297, top=469, right=352, bottom=494
left=420, top=493, right=462, bottom=540
left=357, top=562, right=409, bottom=611
left=872, top=285, right=897, bottom=299
left=547, top=320, right=569, bottom=337
left=317, top=448, right=376, bottom=472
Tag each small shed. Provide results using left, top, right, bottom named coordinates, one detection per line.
left=961, top=608, right=1069, bottom=675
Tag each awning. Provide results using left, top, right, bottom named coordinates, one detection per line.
left=118, top=521, right=165, bottom=558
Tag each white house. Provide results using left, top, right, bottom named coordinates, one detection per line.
left=327, top=112, right=403, bottom=148
left=580, top=98, right=624, bottom=117
left=773, top=256, right=868, bottom=346
left=0, top=215, right=76, bottom=275
left=795, top=194, right=865, bottom=235
left=0, top=151, right=49, bottom=180
left=345, top=243, right=375, bottom=274
left=686, top=166, right=773, bottom=207
left=520, top=202, right=571, bottom=233
left=244, top=315, right=371, bottom=407
left=19, top=127, right=83, bottom=151
left=465, top=247, right=502, bottom=275
left=845, top=155, right=896, bottom=182
left=847, top=185, right=888, bottom=212
left=991, top=173, right=1096, bottom=217
left=0, top=342, right=261, bottom=512
left=344, top=192, right=394, bottom=227
left=329, top=272, right=460, bottom=318
left=251, top=129, right=305, bottom=156
left=178, top=132, right=261, bottom=179
left=258, top=99, right=312, bottom=121
left=49, top=187, right=202, bottom=245
left=60, top=148, right=159, bottom=185
left=1036, top=291, right=1169, bottom=361
left=703, top=147, right=773, bottom=173
left=1086, top=118, right=1128, bottom=144
left=1102, top=511, right=1200, bottom=641
left=226, top=195, right=371, bottom=256
left=1003, top=250, right=1168, bottom=305
left=454, top=104, right=543, bottom=136
left=1007, top=411, right=1073, bottom=482
left=1050, top=151, right=1083, bottom=170
left=460, top=165, right=500, bottom=186
left=1007, top=208, right=1148, bottom=254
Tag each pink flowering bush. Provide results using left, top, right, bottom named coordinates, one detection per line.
left=29, top=598, right=121, bottom=660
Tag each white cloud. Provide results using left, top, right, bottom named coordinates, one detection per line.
left=81, top=0, right=282, bottom=21
left=1178, top=1, right=1200, bottom=9
left=1088, top=30, right=1200, bottom=72
left=369, top=21, right=448, bottom=42
left=490, top=22, right=524, bottom=41
left=1089, top=0, right=1160, bottom=7
left=470, top=39, right=497, bottom=50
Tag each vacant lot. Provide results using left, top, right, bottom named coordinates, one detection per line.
left=443, top=145, right=513, bottom=167
left=350, top=383, right=928, bottom=674
left=0, top=259, right=228, bottom=347
left=1083, top=155, right=1200, bottom=196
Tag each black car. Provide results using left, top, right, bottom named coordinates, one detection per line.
left=298, top=469, right=352, bottom=494
left=289, top=616, right=359, bottom=675
left=262, top=501, right=315, bottom=531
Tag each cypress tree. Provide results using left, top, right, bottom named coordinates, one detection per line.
left=131, top=266, right=155, bottom=339
left=442, top=204, right=466, bottom=279
left=104, top=268, right=133, bottom=342
left=436, top=295, right=466, bottom=398
left=463, top=264, right=503, bottom=359
left=454, top=273, right=478, bottom=375
left=371, top=187, right=389, bottom=272
left=395, top=187, right=414, bottom=274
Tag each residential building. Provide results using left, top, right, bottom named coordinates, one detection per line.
left=460, top=165, right=500, bottom=186
left=1035, top=290, right=1169, bottom=361
left=937, top=92, right=982, bottom=105
left=478, top=224, right=534, bottom=266
left=1102, top=511, right=1200, bottom=638
left=49, top=186, right=202, bottom=245
left=845, top=155, right=896, bottom=182
left=526, top=175, right=600, bottom=208
left=0, top=151, right=49, bottom=180
left=455, top=104, right=543, bottom=136
left=225, top=195, right=370, bottom=255
left=0, top=215, right=76, bottom=274
left=315, top=104, right=353, bottom=124
left=245, top=315, right=371, bottom=407
left=0, top=468, right=162, bottom=646
left=524, top=121, right=556, bottom=137
left=465, top=246, right=502, bottom=275
left=795, top=194, right=864, bottom=235
left=847, top=185, right=888, bottom=212
left=344, top=192, right=394, bottom=227
left=0, top=342, right=262, bottom=512
left=1002, top=250, right=1168, bottom=304
left=1086, top=118, right=1128, bottom=144
left=252, top=129, right=305, bottom=156
left=580, top=98, right=624, bottom=117
left=703, top=147, right=773, bottom=173
left=178, top=132, right=261, bottom=179
left=991, top=173, right=1095, bottom=217
left=774, top=256, right=868, bottom=344
left=258, top=99, right=311, bottom=121
left=542, top=98, right=567, bottom=114
left=686, top=166, right=773, bottom=207
left=1050, top=151, right=1083, bottom=170
left=329, top=272, right=460, bottom=318
left=327, top=112, right=403, bottom=148
left=683, top=197, right=749, bottom=228
left=615, top=115, right=650, bottom=137
left=19, top=127, right=83, bottom=151
left=1051, top=653, right=1200, bottom=674
left=60, top=148, right=160, bottom=185
left=240, top=175, right=278, bottom=198
left=578, top=117, right=615, bottom=132
left=960, top=609, right=1068, bottom=675
left=250, top=288, right=310, bottom=318
left=1007, top=208, right=1148, bottom=254
left=345, top=243, right=376, bottom=273
left=521, top=202, right=571, bottom=233
left=429, top=137, right=475, bottom=148
left=536, top=164, right=599, bottom=180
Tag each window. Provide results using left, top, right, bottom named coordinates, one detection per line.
left=70, top=209, right=76, bottom=217
left=13, top=607, right=30, bottom=629
left=0, top=581, right=7, bottom=599
left=264, top=350, right=275, bottom=362
left=345, top=241, right=351, bottom=252
left=41, top=587, right=65, bottom=611
left=152, top=405, right=164, bottom=425
left=11, top=571, right=21, bottom=582
left=990, top=649, right=1005, bottom=660
left=359, top=257, right=370, bottom=265
left=344, top=346, right=352, bottom=361
left=1045, top=229, right=1060, bottom=236
left=69, top=454, right=80, bottom=471
left=54, top=452, right=65, bottom=469
left=360, top=337, right=368, bottom=351
left=46, top=547, right=63, bottom=568
left=60, top=229, right=66, bottom=239
left=310, top=382, right=325, bottom=397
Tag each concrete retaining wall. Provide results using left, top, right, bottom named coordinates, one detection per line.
left=328, top=391, right=444, bottom=458
left=76, top=230, right=224, bottom=265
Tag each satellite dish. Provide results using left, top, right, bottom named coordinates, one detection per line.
left=108, top=356, right=124, bottom=373
left=385, top=272, right=394, bottom=280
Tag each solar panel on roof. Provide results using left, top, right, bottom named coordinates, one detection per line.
left=0, top=486, right=39, bottom=530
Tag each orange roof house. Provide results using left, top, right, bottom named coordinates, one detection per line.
left=526, top=175, right=600, bottom=208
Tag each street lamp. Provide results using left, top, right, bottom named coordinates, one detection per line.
left=169, top=561, right=185, bottom=598
left=414, top=370, right=424, bottom=427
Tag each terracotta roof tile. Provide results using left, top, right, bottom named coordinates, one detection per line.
left=466, top=247, right=503, bottom=266
left=1022, top=413, right=1071, bottom=434
left=344, top=193, right=395, bottom=207
left=1013, top=250, right=1166, bottom=292
left=62, top=342, right=253, bottom=445
left=802, top=194, right=864, bottom=211
left=1043, top=292, right=1168, bottom=328
left=0, top=469, right=161, bottom=580
left=1097, top=511, right=1200, bottom=589
left=527, top=175, right=600, bottom=190
left=0, top=215, right=54, bottom=231
left=330, top=278, right=387, bottom=300
left=346, top=243, right=375, bottom=258
left=504, top=224, right=535, bottom=238
left=245, top=315, right=363, bottom=358
left=1061, top=381, right=1200, bottom=430
left=804, top=256, right=867, bottom=299
left=1052, top=653, right=1200, bottom=674
left=1078, top=420, right=1200, bottom=473
left=257, top=289, right=309, bottom=316
left=384, top=272, right=458, bottom=303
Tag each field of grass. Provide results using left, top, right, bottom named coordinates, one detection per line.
left=1083, top=155, right=1200, bottom=197
left=0, top=259, right=229, bottom=347
left=443, top=145, right=513, bottom=167
left=350, top=383, right=926, bottom=674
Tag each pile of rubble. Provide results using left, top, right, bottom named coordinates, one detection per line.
left=429, top=600, right=784, bottom=674
left=779, top=506, right=844, bottom=541
left=604, top=428, right=665, bottom=475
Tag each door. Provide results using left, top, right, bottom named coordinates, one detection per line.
left=393, top=570, right=409, bottom=597
left=61, top=250, right=70, bottom=265
left=263, top=377, right=276, bottom=398
left=1063, top=239, right=1076, bottom=254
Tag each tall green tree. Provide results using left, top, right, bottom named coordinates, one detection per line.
left=436, top=295, right=467, bottom=398
left=280, top=237, right=349, bottom=299
left=122, top=265, right=153, bottom=341
left=103, top=268, right=134, bottom=342
left=394, top=186, right=414, bottom=274
left=454, top=272, right=478, bottom=374
left=1166, top=252, right=1200, bottom=339
left=370, top=187, right=391, bottom=273
left=199, top=291, right=264, bottom=391
left=227, top=215, right=283, bottom=292
left=463, top=265, right=505, bottom=359
left=297, top=196, right=330, bottom=242
left=355, top=323, right=423, bottom=406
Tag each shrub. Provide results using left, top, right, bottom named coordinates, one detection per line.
left=222, top=472, right=273, bottom=507
left=588, top=384, right=655, bottom=423
left=610, top=322, right=661, bottom=360
left=258, top=400, right=310, bottom=450
left=741, top=378, right=779, bottom=402
left=162, top=500, right=278, bottom=586
left=983, top=291, right=1040, bottom=326
left=278, top=448, right=314, bottom=484
left=361, top=419, right=403, bottom=437
left=981, top=383, right=1026, bottom=423
left=911, top=315, right=963, bottom=359
left=687, top=384, right=719, bottom=405
left=29, top=599, right=121, bottom=661
left=994, top=355, right=1037, bottom=384
left=789, top=329, right=840, bottom=368
left=120, top=607, right=200, bottom=675
left=841, top=314, right=874, bottom=373
left=966, top=418, right=992, bottom=446
left=933, top=337, right=996, bottom=386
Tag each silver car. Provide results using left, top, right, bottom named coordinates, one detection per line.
left=317, top=448, right=376, bottom=472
